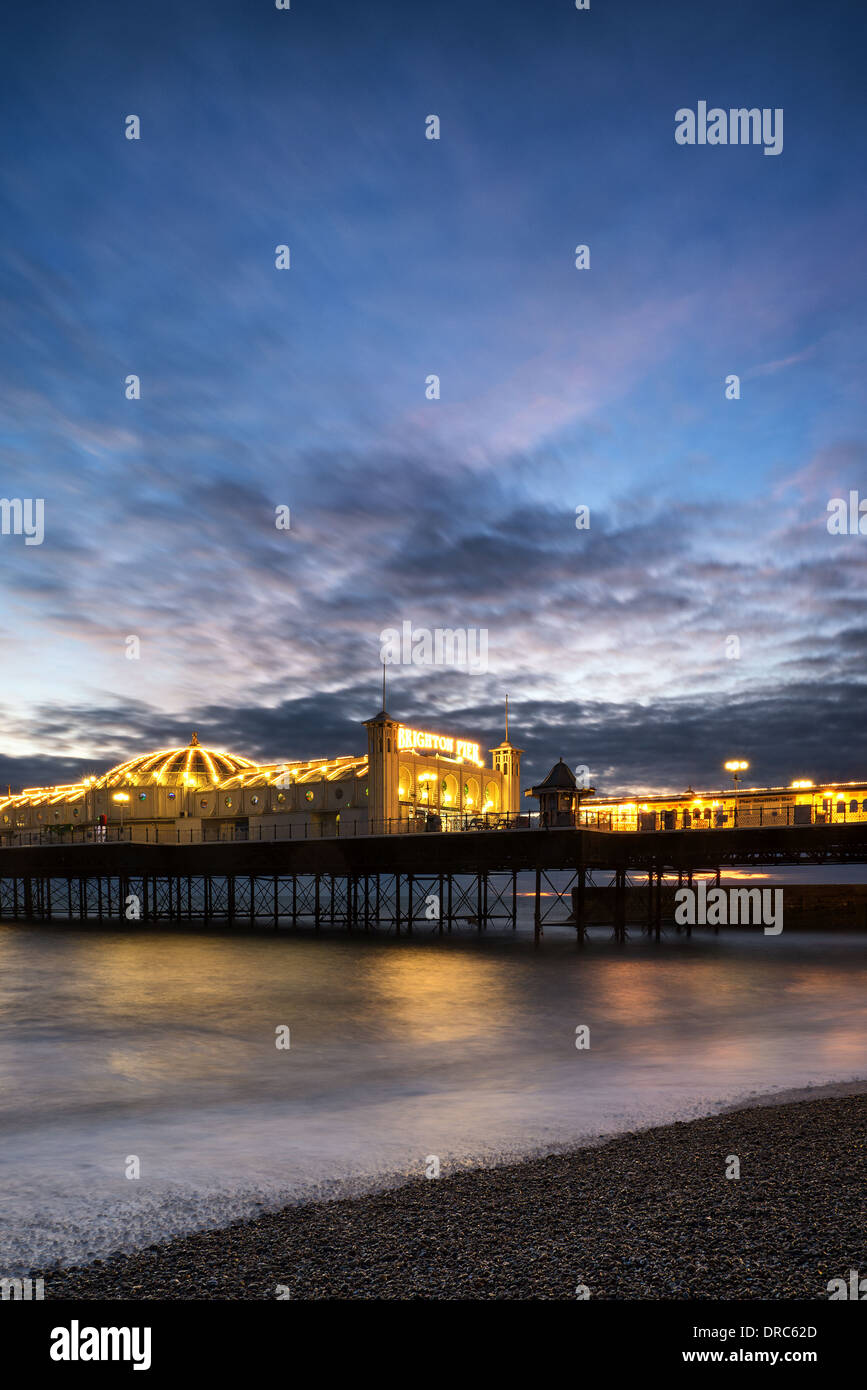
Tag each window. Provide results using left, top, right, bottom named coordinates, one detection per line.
left=850, top=799, right=858, bottom=813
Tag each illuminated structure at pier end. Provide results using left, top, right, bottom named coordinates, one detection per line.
left=525, top=761, right=867, bottom=831
left=577, top=780, right=867, bottom=831
left=0, top=710, right=523, bottom=841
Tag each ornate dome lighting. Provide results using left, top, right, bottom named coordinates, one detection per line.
left=100, top=732, right=257, bottom=790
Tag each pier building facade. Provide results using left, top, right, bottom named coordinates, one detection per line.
left=0, top=712, right=522, bottom=842
left=579, top=780, right=867, bottom=831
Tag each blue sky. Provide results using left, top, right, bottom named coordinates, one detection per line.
left=1, top=0, right=865, bottom=792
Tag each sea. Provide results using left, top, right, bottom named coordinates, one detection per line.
left=1, top=864, right=865, bottom=1275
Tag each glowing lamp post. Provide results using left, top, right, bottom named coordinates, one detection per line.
left=112, top=792, right=130, bottom=836
left=724, top=760, right=749, bottom=826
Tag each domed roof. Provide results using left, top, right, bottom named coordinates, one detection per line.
left=100, top=733, right=257, bottom=789
left=530, top=758, right=578, bottom=795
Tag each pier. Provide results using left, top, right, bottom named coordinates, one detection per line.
left=3, top=821, right=867, bottom=940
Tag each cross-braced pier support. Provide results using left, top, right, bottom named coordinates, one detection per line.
left=0, top=869, right=520, bottom=935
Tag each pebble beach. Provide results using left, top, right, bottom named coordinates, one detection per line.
left=39, top=1088, right=867, bottom=1300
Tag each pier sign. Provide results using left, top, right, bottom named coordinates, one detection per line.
left=397, top=725, right=483, bottom=765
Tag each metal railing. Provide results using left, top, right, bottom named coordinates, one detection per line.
left=0, top=812, right=537, bottom=850
left=5, top=803, right=862, bottom=849
left=578, top=805, right=858, bottom=831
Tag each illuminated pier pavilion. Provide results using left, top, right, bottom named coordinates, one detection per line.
left=578, top=780, right=867, bottom=831
left=0, top=710, right=522, bottom=843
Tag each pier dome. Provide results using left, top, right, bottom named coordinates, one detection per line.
left=100, top=733, right=257, bottom=789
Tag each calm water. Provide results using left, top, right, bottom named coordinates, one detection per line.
left=1, top=913, right=866, bottom=1274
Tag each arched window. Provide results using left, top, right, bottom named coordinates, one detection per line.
left=442, top=774, right=459, bottom=807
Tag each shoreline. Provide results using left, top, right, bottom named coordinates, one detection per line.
left=37, top=1081, right=867, bottom=1300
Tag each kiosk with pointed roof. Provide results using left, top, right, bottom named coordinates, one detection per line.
left=527, top=758, right=595, bottom=828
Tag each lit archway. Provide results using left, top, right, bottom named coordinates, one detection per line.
left=484, top=780, right=500, bottom=812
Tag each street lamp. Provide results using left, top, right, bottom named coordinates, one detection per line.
left=112, top=792, right=130, bottom=837
left=724, top=760, right=749, bottom=826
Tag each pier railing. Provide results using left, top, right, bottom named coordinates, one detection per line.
left=2, top=803, right=862, bottom=850
left=578, top=804, right=842, bottom=831
left=0, top=813, right=538, bottom=850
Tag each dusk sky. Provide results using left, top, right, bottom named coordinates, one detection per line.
left=1, top=0, right=865, bottom=794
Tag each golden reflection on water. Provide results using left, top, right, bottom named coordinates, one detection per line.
left=360, top=946, right=512, bottom=1044
left=588, top=957, right=751, bottom=1026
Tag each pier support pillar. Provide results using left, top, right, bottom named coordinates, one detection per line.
left=574, top=867, right=586, bottom=944
left=614, top=868, right=626, bottom=942
left=655, top=867, right=662, bottom=941
left=534, top=868, right=542, bottom=945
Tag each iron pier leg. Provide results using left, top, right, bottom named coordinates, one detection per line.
left=534, top=868, right=542, bottom=945
left=575, top=866, right=586, bottom=944
left=655, top=867, right=662, bottom=941
left=686, top=870, right=693, bottom=937
left=614, top=868, right=626, bottom=942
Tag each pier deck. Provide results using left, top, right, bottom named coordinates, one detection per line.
left=2, top=823, right=867, bottom=938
